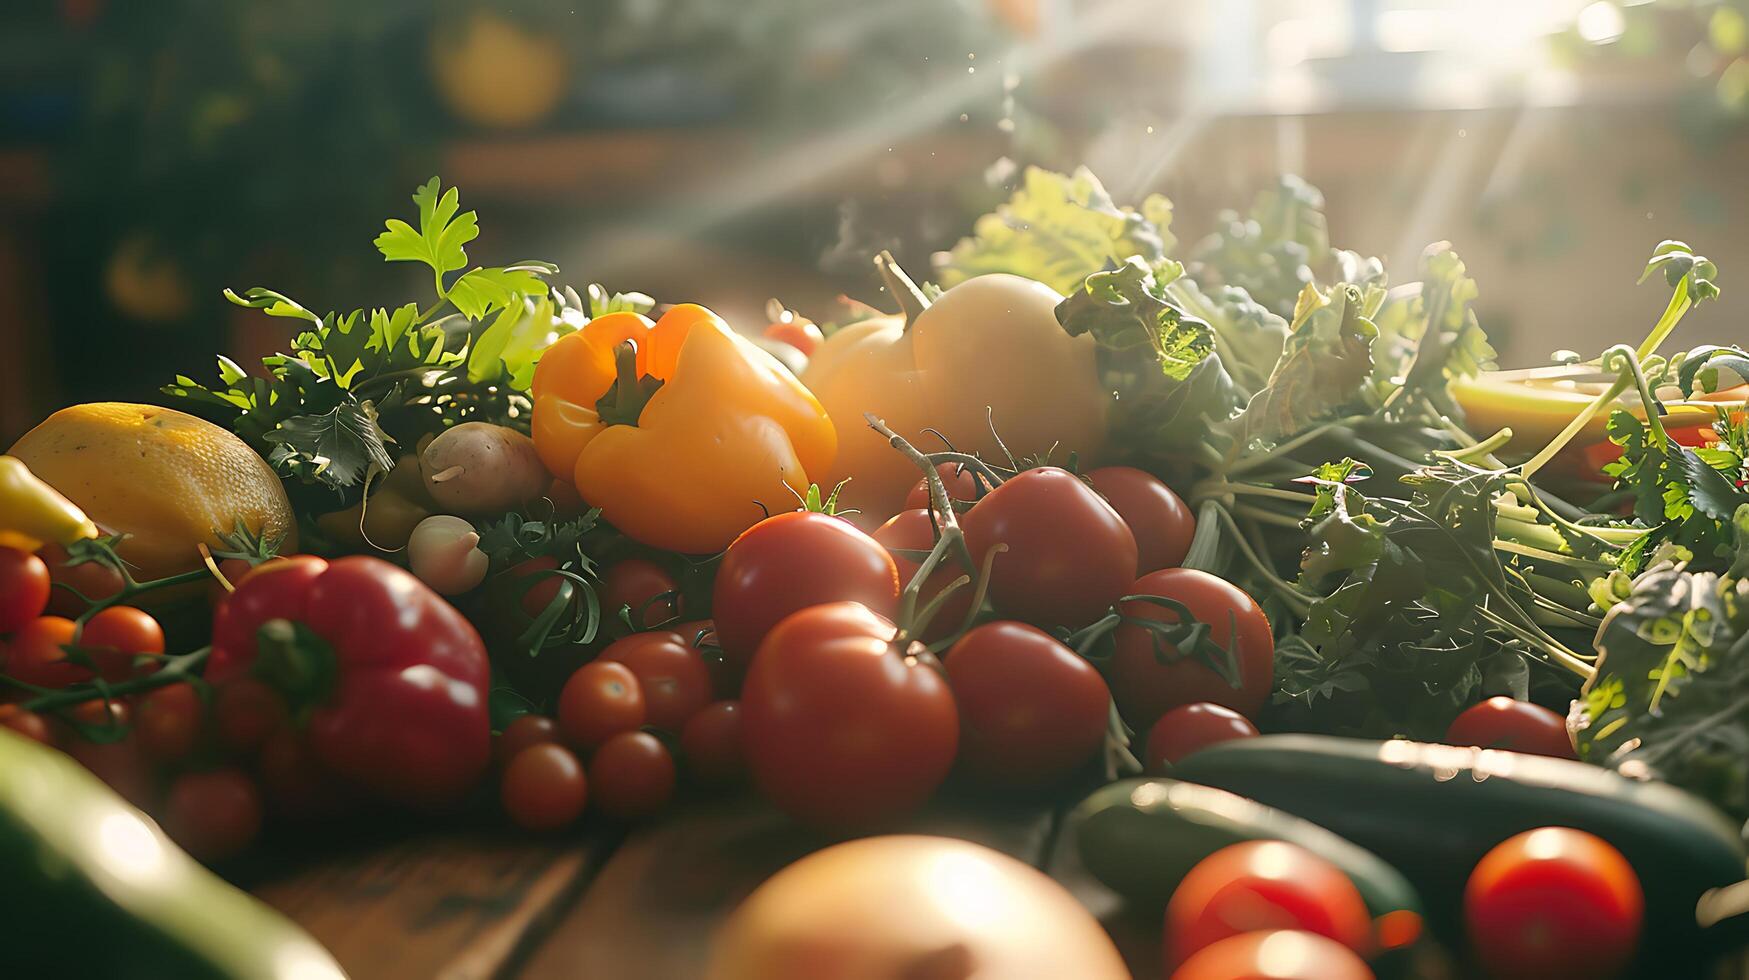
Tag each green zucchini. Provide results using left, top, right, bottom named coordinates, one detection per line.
left=1172, top=735, right=1748, bottom=965
left=0, top=730, right=347, bottom=979
left=1070, top=777, right=1422, bottom=922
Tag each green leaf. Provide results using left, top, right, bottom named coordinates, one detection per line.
left=447, top=262, right=559, bottom=320
left=467, top=294, right=577, bottom=390
left=373, top=176, right=478, bottom=281
left=936, top=166, right=1177, bottom=295
left=1236, top=282, right=1381, bottom=443
left=1389, top=243, right=1496, bottom=420
left=1677, top=345, right=1749, bottom=396
left=264, top=398, right=394, bottom=490
left=223, top=286, right=321, bottom=324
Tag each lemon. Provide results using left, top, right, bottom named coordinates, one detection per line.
left=8, top=403, right=296, bottom=582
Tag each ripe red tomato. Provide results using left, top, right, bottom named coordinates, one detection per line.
left=681, top=700, right=746, bottom=784
left=1445, top=697, right=1575, bottom=759
left=66, top=731, right=154, bottom=809
left=598, top=631, right=713, bottom=731
left=764, top=318, right=824, bottom=356
left=945, top=621, right=1110, bottom=786
left=589, top=730, right=676, bottom=819
left=1465, top=828, right=1643, bottom=980
left=506, top=555, right=566, bottom=620
left=0, top=704, right=53, bottom=745
left=213, top=677, right=288, bottom=753
left=903, top=462, right=983, bottom=511
left=66, top=697, right=128, bottom=730
left=871, top=509, right=975, bottom=642
left=6, top=616, right=87, bottom=688
left=712, top=512, right=900, bottom=669
left=38, top=542, right=124, bottom=616
left=80, top=605, right=166, bottom=680
left=961, top=467, right=1137, bottom=629
left=496, top=714, right=561, bottom=764
left=1166, top=840, right=1374, bottom=966
left=163, top=768, right=264, bottom=862
left=1111, top=568, right=1275, bottom=726
left=1086, top=466, right=1196, bottom=573
left=1171, top=930, right=1374, bottom=980
left=741, top=601, right=958, bottom=827
left=502, top=743, right=588, bottom=831
left=0, top=547, right=50, bottom=633
left=558, top=660, right=645, bottom=748
left=1145, top=702, right=1260, bottom=771
left=135, top=682, right=202, bottom=761
left=601, top=558, right=679, bottom=630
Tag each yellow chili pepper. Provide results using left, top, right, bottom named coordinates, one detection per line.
left=530, top=304, right=836, bottom=554
left=0, top=455, right=98, bottom=552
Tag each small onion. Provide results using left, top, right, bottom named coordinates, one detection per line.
left=407, top=515, right=489, bottom=596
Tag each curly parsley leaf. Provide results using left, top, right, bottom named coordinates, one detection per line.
left=1236, top=282, right=1382, bottom=444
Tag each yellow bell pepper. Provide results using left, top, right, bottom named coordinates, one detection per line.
left=802, top=256, right=1109, bottom=522
left=0, top=455, right=98, bottom=552
left=531, top=304, right=836, bottom=554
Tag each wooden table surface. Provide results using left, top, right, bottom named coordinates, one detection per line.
left=240, top=787, right=1164, bottom=980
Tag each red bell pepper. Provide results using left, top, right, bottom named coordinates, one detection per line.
left=207, top=555, right=491, bottom=807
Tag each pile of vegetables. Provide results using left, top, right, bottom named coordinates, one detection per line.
left=1, top=165, right=1747, bottom=978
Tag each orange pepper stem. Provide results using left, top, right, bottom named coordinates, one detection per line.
left=596, top=340, right=663, bottom=428
left=875, top=250, right=931, bottom=328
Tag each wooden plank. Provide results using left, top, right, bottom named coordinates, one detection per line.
left=247, top=829, right=615, bottom=980
left=518, top=789, right=1057, bottom=980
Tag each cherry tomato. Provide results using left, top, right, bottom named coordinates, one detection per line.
left=1445, top=696, right=1575, bottom=760
left=598, top=631, right=712, bottom=731
left=945, top=621, right=1110, bottom=786
left=1171, top=930, right=1374, bottom=980
left=163, top=768, right=264, bottom=862
left=742, top=601, right=958, bottom=827
left=0, top=547, right=50, bottom=633
left=66, top=731, right=154, bottom=809
left=871, top=509, right=974, bottom=642
left=763, top=318, right=824, bottom=356
left=1111, top=568, right=1275, bottom=726
left=67, top=696, right=129, bottom=730
left=671, top=619, right=717, bottom=648
left=5, top=616, right=87, bottom=688
left=601, top=558, right=679, bottom=630
left=506, top=556, right=566, bottom=620
left=1146, top=702, right=1260, bottom=771
left=496, top=714, right=561, bottom=764
left=135, top=682, right=202, bottom=761
left=680, top=700, right=746, bottom=784
left=903, top=462, right=983, bottom=511
left=1167, top=840, right=1374, bottom=966
left=961, top=467, right=1137, bottom=629
left=1086, top=466, right=1196, bottom=573
left=1465, top=827, right=1643, bottom=980
left=558, top=660, right=645, bottom=749
left=79, top=605, right=165, bottom=681
left=502, top=743, right=588, bottom=831
left=213, top=677, right=289, bottom=753
left=39, top=542, right=124, bottom=616
left=0, top=704, right=53, bottom=745
left=713, top=512, right=900, bottom=670
left=589, top=730, right=677, bottom=819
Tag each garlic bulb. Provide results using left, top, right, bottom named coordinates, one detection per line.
left=407, top=515, right=489, bottom=595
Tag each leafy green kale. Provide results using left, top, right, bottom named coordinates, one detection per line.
left=1188, top=176, right=1384, bottom=320
left=1578, top=514, right=1749, bottom=816
left=935, top=166, right=1176, bottom=295
left=1235, top=282, right=1383, bottom=444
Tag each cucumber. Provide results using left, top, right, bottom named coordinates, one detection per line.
left=1172, top=735, right=1749, bottom=965
left=1070, top=777, right=1422, bottom=923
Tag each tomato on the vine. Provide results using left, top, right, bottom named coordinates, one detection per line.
left=496, top=714, right=561, bottom=764
left=39, top=542, right=124, bottom=616
left=681, top=700, right=745, bottom=784
left=1111, top=568, right=1275, bottom=726
left=0, top=547, right=50, bottom=633
left=871, top=508, right=974, bottom=642
left=944, top=621, right=1109, bottom=786
left=1171, top=931, right=1374, bottom=980
left=1086, top=466, right=1196, bottom=573
left=741, top=601, right=957, bottom=827
left=66, top=731, right=153, bottom=809
left=5, top=616, right=86, bottom=688
left=135, top=682, right=202, bottom=761
left=712, top=512, right=900, bottom=669
left=67, top=696, right=129, bottom=730
left=588, top=730, right=676, bottom=820
left=601, top=558, right=679, bottom=630
left=164, top=768, right=264, bottom=862
left=598, top=631, right=712, bottom=731
left=506, top=555, right=568, bottom=620
left=0, top=704, right=52, bottom=745
left=558, top=660, right=645, bottom=749
left=903, top=462, right=982, bottom=511
left=1465, top=828, right=1643, bottom=980
left=1445, top=696, right=1575, bottom=759
left=961, top=467, right=1137, bottom=629
left=502, top=743, right=588, bottom=831
left=1145, top=702, right=1260, bottom=771
left=1166, top=840, right=1374, bottom=966
left=80, top=605, right=165, bottom=681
